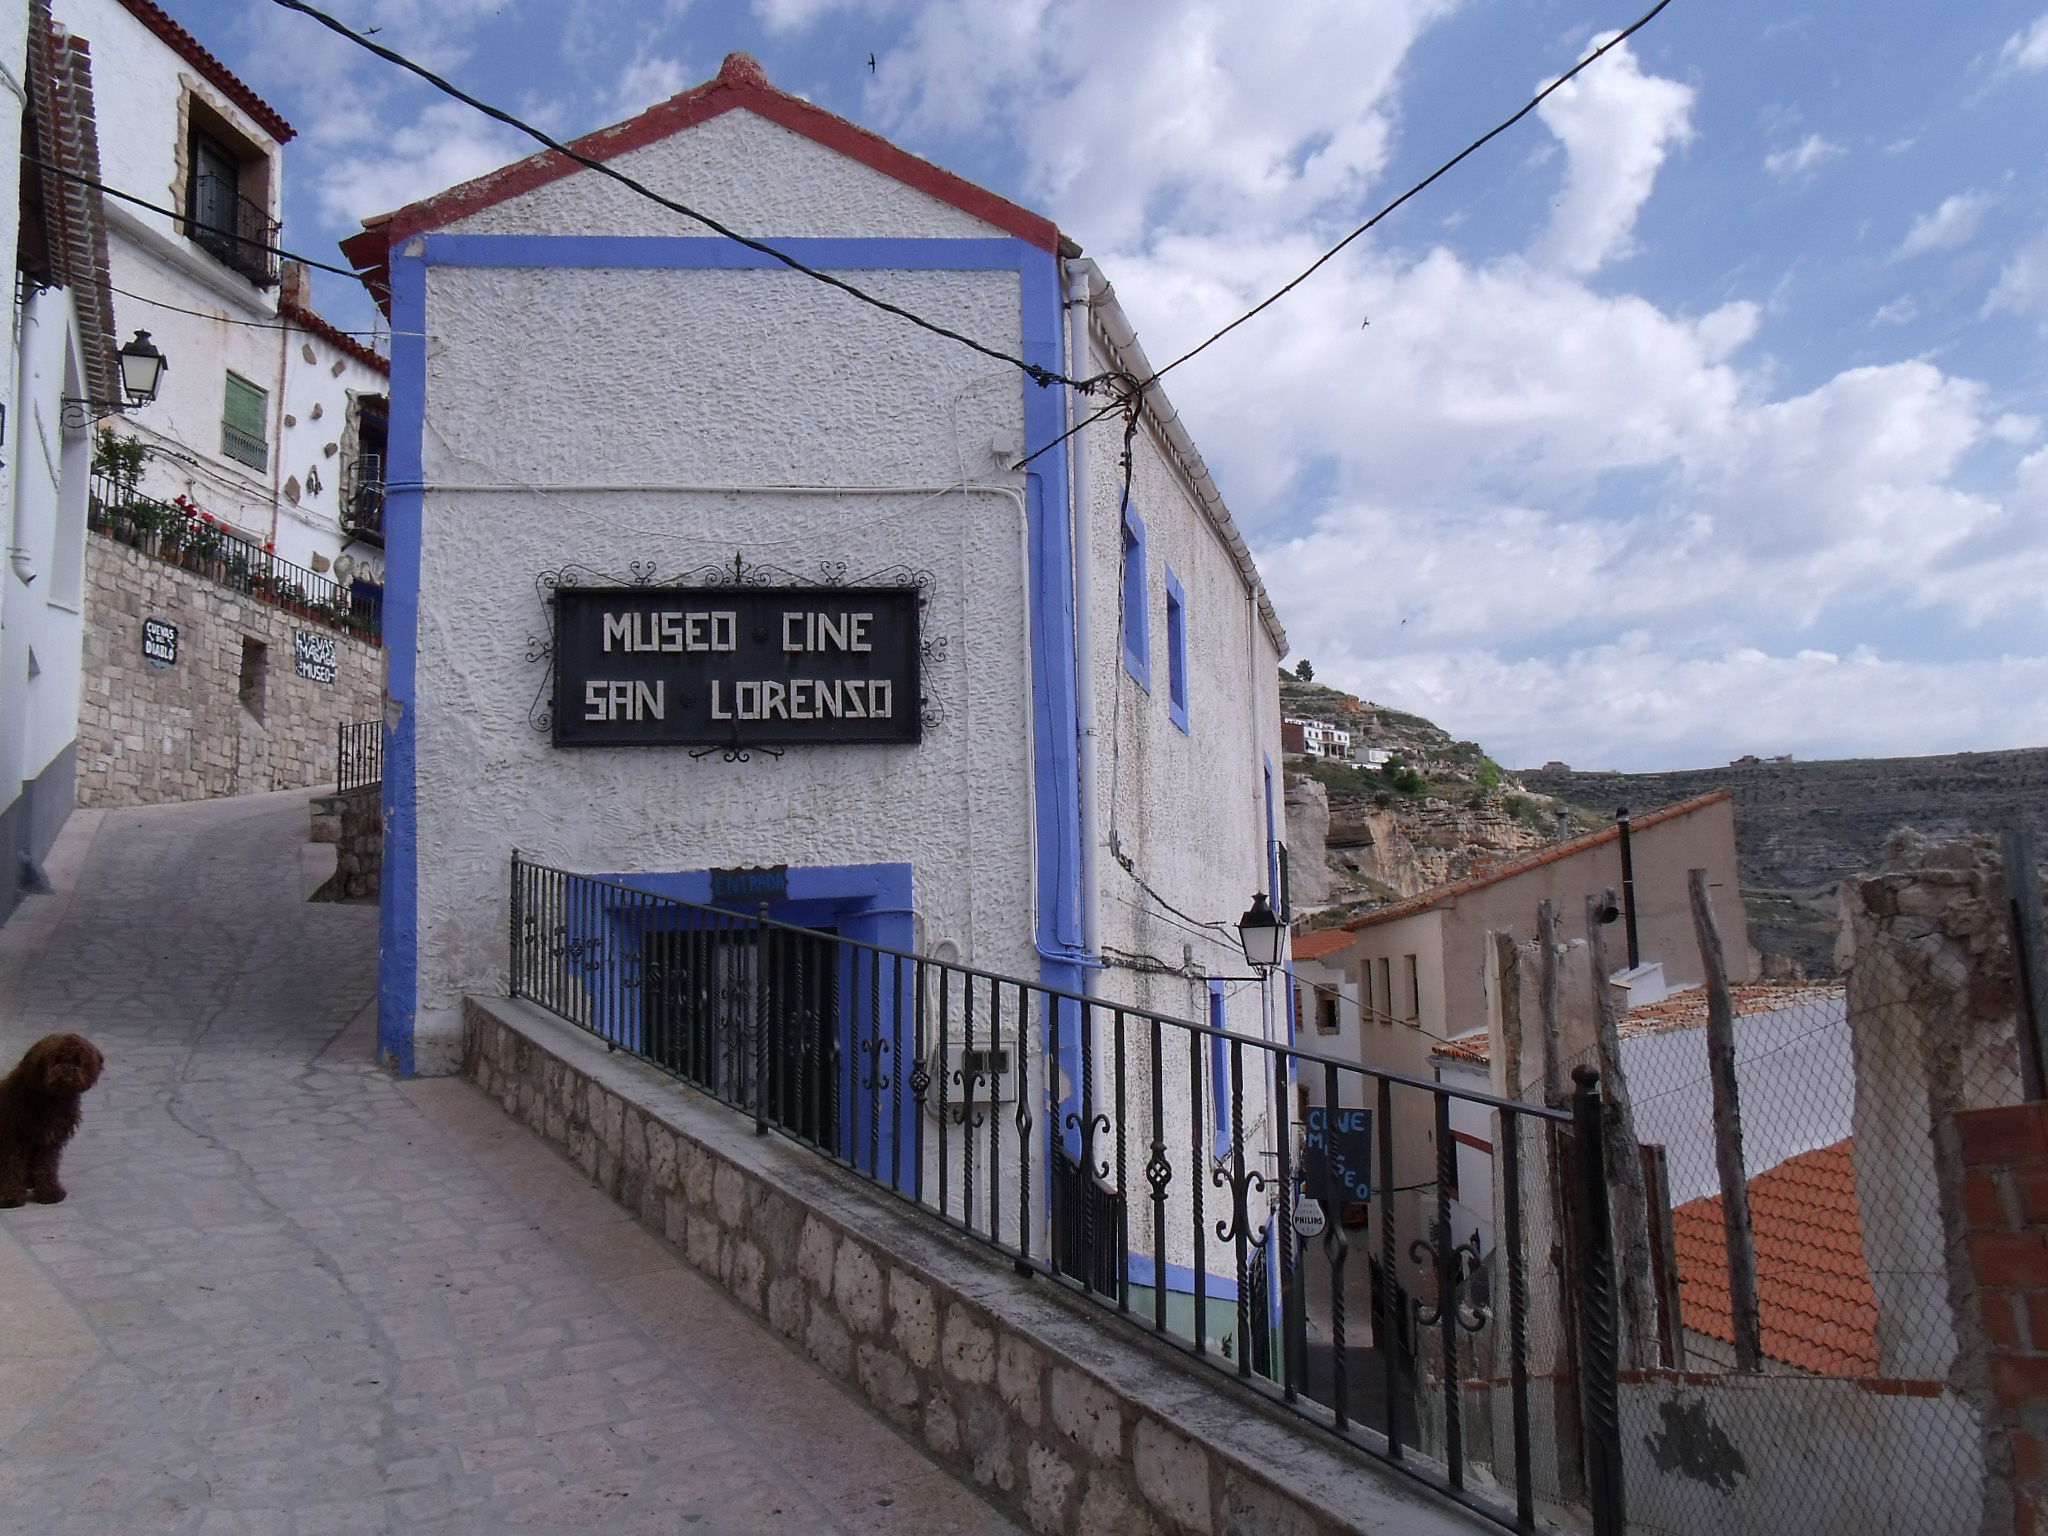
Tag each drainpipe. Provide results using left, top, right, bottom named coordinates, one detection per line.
left=1065, top=258, right=1102, bottom=990
left=1616, top=807, right=1640, bottom=971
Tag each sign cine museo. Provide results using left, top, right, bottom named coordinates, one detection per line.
left=552, top=586, right=921, bottom=748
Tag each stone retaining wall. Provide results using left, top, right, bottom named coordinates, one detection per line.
left=78, top=533, right=382, bottom=807
left=462, top=995, right=1488, bottom=1536
left=309, top=784, right=381, bottom=901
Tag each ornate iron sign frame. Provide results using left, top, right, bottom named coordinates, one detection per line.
left=525, top=554, right=947, bottom=761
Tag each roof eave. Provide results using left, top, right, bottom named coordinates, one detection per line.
left=342, top=53, right=1063, bottom=314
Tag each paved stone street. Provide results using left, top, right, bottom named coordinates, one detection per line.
left=0, top=790, right=1018, bottom=1534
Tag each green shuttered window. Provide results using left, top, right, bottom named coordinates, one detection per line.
left=221, top=372, right=268, bottom=470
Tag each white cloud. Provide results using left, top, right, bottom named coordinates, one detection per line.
left=1872, top=296, right=1917, bottom=326
left=1532, top=35, right=1695, bottom=275
left=854, top=0, right=1455, bottom=253
left=1763, top=133, right=1841, bottom=180
left=315, top=101, right=532, bottom=224
left=1897, top=192, right=1991, bottom=257
left=2002, top=13, right=2048, bottom=71
left=604, top=53, right=694, bottom=124
left=1987, top=228, right=2048, bottom=324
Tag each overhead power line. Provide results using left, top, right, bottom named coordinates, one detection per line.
left=1148, top=0, right=1676, bottom=384
left=110, top=281, right=383, bottom=336
left=266, top=0, right=1100, bottom=394
left=23, top=153, right=361, bottom=278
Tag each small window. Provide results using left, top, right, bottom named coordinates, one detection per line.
left=1316, top=994, right=1339, bottom=1036
left=1376, top=958, right=1393, bottom=1023
left=1164, top=566, right=1189, bottom=733
left=222, top=372, right=268, bottom=470
left=237, top=637, right=267, bottom=718
left=184, top=110, right=276, bottom=285
left=1120, top=503, right=1149, bottom=689
left=1404, top=955, right=1420, bottom=1020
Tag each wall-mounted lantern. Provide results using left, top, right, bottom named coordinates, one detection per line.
left=117, top=330, right=168, bottom=406
left=1237, top=892, right=1284, bottom=970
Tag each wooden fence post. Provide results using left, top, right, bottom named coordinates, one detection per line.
left=1585, top=891, right=1656, bottom=1370
left=1688, top=866, right=1762, bottom=1370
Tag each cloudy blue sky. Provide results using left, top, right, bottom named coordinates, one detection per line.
left=137, top=0, right=2048, bottom=770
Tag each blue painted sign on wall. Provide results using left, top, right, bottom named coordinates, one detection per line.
left=1302, top=1105, right=1373, bottom=1203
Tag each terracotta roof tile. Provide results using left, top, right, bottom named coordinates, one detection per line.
left=1430, top=1033, right=1492, bottom=1066
left=1291, top=928, right=1355, bottom=962
left=1620, top=981, right=1845, bottom=1039
left=281, top=300, right=388, bottom=376
left=1341, top=790, right=1734, bottom=934
left=1671, top=1138, right=1877, bottom=1376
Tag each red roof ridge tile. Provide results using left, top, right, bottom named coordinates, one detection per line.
left=341, top=51, right=1062, bottom=308
left=110, top=0, right=292, bottom=144
left=280, top=298, right=388, bottom=376
left=1341, top=790, right=1735, bottom=934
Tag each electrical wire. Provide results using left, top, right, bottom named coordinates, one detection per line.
left=265, top=0, right=1105, bottom=395
left=1148, top=0, right=1675, bottom=385
left=23, top=153, right=361, bottom=279
left=110, top=281, right=385, bottom=336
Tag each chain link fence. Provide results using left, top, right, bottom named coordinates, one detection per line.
left=1473, top=828, right=2040, bottom=1535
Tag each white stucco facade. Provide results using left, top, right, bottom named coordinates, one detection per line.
left=3, top=0, right=99, bottom=924
left=51, top=0, right=386, bottom=579
left=373, top=62, right=1289, bottom=1343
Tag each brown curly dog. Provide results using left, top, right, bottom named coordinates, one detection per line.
left=0, top=1034, right=103, bottom=1207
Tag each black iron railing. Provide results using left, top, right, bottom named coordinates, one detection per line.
left=336, top=718, right=382, bottom=794
left=342, top=453, right=385, bottom=547
left=89, top=472, right=381, bottom=643
left=185, top=171, right=280, bottom=286
left=508, top=855, right=1623, bottom=1533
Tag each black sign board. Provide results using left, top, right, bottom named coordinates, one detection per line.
left=710, top=865, right=788, bottom=904
left=141, top=617, right=178, bottom=667
left=294, top=631, right=338, bottom=683
left=552, top=586, right=921, bottom=748
left=1302, top=1105, right=1373, bottom=1204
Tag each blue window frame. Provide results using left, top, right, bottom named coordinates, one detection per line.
left=1164, top=566, right=1189, bottom=733
left=1120, top=503, right=1150, bottom=690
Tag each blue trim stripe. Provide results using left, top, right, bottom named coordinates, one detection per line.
left=420, top=233, right=1034, bottom=272
left=377, top=248, right=426, bottom=1074
left=1124, top=1253, right=1240, bottom=1302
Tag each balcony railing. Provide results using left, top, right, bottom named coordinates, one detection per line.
left=508, top=855, right=1628, bottom=1534
left=185, top=171, right=279, bottom=286
left=89, top=472, right=380, bottom=644
left=336, top=718, right=383, bottom=793
left=342, top=454, right=385, bottom=547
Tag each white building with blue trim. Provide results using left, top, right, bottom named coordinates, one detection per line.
left=347, top=53, right=1291, bottom=1343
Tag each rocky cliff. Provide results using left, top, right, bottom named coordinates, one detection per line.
left=1522, top=748, right=2048, bottom=977
left=1278, top=675, right=1596, bottom=919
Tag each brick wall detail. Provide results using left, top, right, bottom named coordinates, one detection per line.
left=78, top=533, right=382, bottom=807
left=1959, top=1100, right=2048, bottom=1536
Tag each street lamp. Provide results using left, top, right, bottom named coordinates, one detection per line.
left=117, top=330, right=168, bottom=406
left=1236, top=892, right=1284, bottom=970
